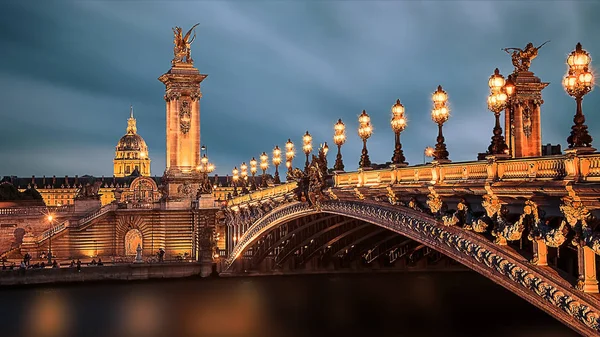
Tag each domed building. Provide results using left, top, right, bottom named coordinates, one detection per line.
left=113, top=106, right=151, bottom=177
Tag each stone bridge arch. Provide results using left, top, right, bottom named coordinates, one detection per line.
left=225, top=199, right=600, bottom=336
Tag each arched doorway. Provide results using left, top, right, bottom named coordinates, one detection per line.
left=125, top=229, right=143, bottom=256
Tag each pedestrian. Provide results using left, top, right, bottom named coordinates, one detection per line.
left=76, top=259, right=81, bottom=272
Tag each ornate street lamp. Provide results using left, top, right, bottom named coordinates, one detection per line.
left=431, top=85, right=450, bottom=162
left=390, top=99, right=408, bottom=166
left=486, top=68, right=509, bottom=157
left=196, top=153, right=215, bottom=193
left=563, top=43, right=595, bottom=152
left=272, top=145, right=282, bottom=184
left=285, top=139, right=295, bottom=173
left=333, top=119, right=346, bottom=171
left=260, top=152, right=269, bottom=187
left=240, top=162, right=249, bottom=194
left=249, top=157, right=258, bottom=191
left=303, top=131, right=312, bottom=172
left=424, top=146, right=434, bottom=164
left=358, top=110, right=373, bottom=169
left=504, top=75, right=516, bottom=157
left=232, top=166, right=239, bottom=197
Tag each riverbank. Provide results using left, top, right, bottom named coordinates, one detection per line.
left=0, top=262, right=204, bottom=287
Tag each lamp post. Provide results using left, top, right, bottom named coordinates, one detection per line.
left=47, top=215, right=54, bottom=264
left=249, top=157, right=258, bottom=191
left=431, top=85, right=451, bottom=163
left=390, top=99, right=408, bottom=166
left=260, top=152, right=269, bottom=188
left=272, top=146, right=282, bottom=185
left=358, top=110, right=373, bottom=169
left=303, top=131, right=312, bottom=172
left=232, top=167, right=239, bottom=197
left=424, top=146, right=434, bottom=164
left=240, top=162, right=248, bottom=194
left=196, top=153, right=215, bottom=191
left=285, top=139, right=295, bottom=174
left=333, top=119, right=346, bottom=171
left=504, top=75, right=516, bottom=157
left=564, top=43, right=595, bottom=152
left=487, top=68, right=510, bottom=157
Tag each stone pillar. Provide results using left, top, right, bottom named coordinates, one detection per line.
left=531, top=239, right=548, bottom=266
left=159, top=61, right=207, bottom=209
left=577, top=246, right=599, bottom=293
left=505, top=71, right=548, bottom=158
left=197, top=211, right=218, bottom=277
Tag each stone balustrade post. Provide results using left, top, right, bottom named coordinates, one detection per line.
left=577, top=245, right=599, bottom=293
left=485, top=156, right=499, bottom=182
left=564, top=150, right=581, bottom=181
left=531, top=239, right=548, bottom=266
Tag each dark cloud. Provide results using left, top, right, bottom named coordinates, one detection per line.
left=0, top=1, right=599, bottom=176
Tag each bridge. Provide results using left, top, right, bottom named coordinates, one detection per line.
left=219, top=152, right=600, bottom=335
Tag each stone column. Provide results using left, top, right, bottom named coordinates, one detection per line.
left=531, top=239, right=548, bottom=266
left=577, top=246, right=599, bottom=293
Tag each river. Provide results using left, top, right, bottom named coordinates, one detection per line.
left=0, top=271, right=578, bottom=337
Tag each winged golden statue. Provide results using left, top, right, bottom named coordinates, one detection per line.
left=502, top=41, right=550, bottom=73
left=172, top=23, right=199, bottom=65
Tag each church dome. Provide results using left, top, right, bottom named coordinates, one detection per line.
left=116, top=133, right=147, bottom=152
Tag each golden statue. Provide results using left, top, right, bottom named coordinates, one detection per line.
left=172, top=23, right=199, bottom=65
left=502, top=41, right=550, bottom=73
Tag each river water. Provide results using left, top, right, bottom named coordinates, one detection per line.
left=0, top=271, right=578, bottom=337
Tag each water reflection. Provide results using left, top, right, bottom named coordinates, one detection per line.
left=1, top=272, right=578, bottom=337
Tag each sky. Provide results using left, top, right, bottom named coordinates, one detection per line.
left=0, top=0, right=599, bottom=177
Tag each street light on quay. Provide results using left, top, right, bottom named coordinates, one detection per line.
left=260, top=152, right=269, bottom=188
left=358, top=110, right=373, bottom=169
left=272, top=145, right=282, bottom=185
left=431, top=85, right=451, bottom=163
left=285, top=139, right=295, bottom=173
left=390, top=99, right=408, bottom=167
left=564, top=42, right=595, bottom=152
left=424, top=146, right=435, bottom=164
left=333, top=119, right=346, bottom=172
left=240, top=162, right=248, bottom=194
left=486, top=68, right=510, bottom=157
left=249, top=157, right=258, bottom=191
left=303, top=131, right=312, bottom=172
left=232, top=166, right=239, bottom=197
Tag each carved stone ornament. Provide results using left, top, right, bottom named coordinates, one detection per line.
left=426, top=191, right=442, bottom=214
left=177, top=181, right=193, bottom=197
left=179, top=100, right=191, bottom=134
left=481, top=194, right=502, bottom=218
left=522, top=105, right=532, bottom=138
left=386, top=186, right=398, bottom=205
left=560, top=197, right=590, bottom=227
left=164, top=91, right=181, bottom=102
left=190, top=90, right=202, bottom=101
left=354, top=188, right=365, bottom=200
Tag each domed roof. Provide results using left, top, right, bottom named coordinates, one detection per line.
left=115, top=106, right=148, bottom=152
left=116, top=133, right=147, bottom=152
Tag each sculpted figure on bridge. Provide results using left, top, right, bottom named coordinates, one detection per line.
left=172, top=24, right=199, bottom=65
left=75, top=181, right=102, bottom=200
left=502, top=40, right=549, bottom=73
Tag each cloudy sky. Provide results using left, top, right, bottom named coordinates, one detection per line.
left=1, top=1, right=599, bottom=177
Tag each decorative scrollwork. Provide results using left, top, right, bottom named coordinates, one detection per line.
left=426, top=190, right=443, bottom=215
left=386, top=186, right=398, bottom=205
left=179, top=100, right=191, bottom=134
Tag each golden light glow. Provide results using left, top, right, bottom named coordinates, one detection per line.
left=201, top=154, right=208, bottom=165
left=391, top=99, right=407, bottom=133
left=272, top=146, right=282, bottom=166
left=487, top=69, right=509, bottom=113
left=240, top=162, right=248, bottom=178
left=333, top=119, right=346, bottom=146
left=250, top=157, right=258, bottom=175
left=47, top=214, right=54, bottom=222
left=358, top=110, right=373, bottom=140
left=285, top=139, right=295, bottom=168
left=303, top=131, right=312, bottom=155
left=564, top=43, right=595, bottom=97
left=431, top=85, right=450, bottom=124
left=424, top=147, right=435, bottom=157
left=232, top=167, right=239, bottom=181
left=504, top=76, right=516, bottom=96
left=260, top=152, right=269, bottom=171
left=322, top=142, right=329, bottom=156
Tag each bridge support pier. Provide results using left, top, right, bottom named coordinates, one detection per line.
left=578, top=246, right=599, bottom=293
left=531, top=240, right=548, bottom=266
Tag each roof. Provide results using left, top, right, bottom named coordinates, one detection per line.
left=1, top=174, right=274, bottom=189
